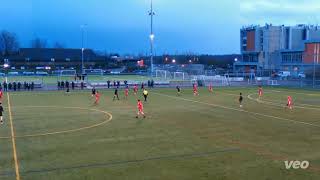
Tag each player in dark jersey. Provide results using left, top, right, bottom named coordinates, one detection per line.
left=239, top=93, right=243, bottom=108
left=91, top=87, right=96, bottom=97
left=113, top=88, right=120, bottom=101
left=0, top=103, right=4, bottom=125
left=176, top=86, right=181, bottom=96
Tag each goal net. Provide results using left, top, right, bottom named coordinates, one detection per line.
left=173, top=72, right=189, bottom=80
left=52, top=70, right=77, bottom=76
left=193, top=75, right=230, bottom=87
left=268, top=80, right=279, bottom=86
left=156, top=70, right=172, bottom=80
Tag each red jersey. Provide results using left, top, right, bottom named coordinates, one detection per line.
left=133, top=85, right=138, bottom=93
left=209, top=84, right=213, bottom=91
left=95, top=93, right=101, bottom=100
left=125, top=88, right=129, bottom=96
left=287, top=96, right=292, bottom=105
left=0, top=91, right=3, bottom=98
left=137, top=102, right=143, bottom=110
left=193, top=85, right=198, bottom=91
left=258, top=88, right=263, bottom=96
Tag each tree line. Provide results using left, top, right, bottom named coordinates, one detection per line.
left=0, top=30, right=66, bottom=56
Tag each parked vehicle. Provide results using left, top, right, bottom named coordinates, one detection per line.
left=23, top=71, right=35, bottom=76
left=298, top=72, right=306, bottom=78
left=8, top=72, right=19, bottom=76
left=36, top=71, right=48, bottom=76
left=278, top=71, right=291, bottom=78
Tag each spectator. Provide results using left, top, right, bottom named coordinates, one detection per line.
left=31, top=82, right=34, bottom=91
left=3, top=81, right=7, bottom=92
left=107, top=80, right=111, bottom=89
left=17, top=82, right=21, bottom=91
left=61, top=81, right=65, bottom=89
left=66, top=81, right=70, bottom=89
left=23, top=82, right=27, bottom=90
left=8, top=82, right=12, bottom=91
left=13, top=82, right=17, bottom=91
left=71, top=81, right=75, bottom=90
left=80, top=81, right=84, bottom=90
left=147, top=80, right=151, bottom=88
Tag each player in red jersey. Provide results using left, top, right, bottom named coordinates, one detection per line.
left=193, top=83, right=199, bottom=96
left=136, top=99, right=146, bottom=118
left=124, top=86, right=129, bottom=100
left=0, top=89, right=3, bottom=102
left=287, top=96, right=293, bottom=109
left=133, top=84, right=138, bottom=95
left=94, top=91, right=101, bottom=105
left=208, top=83, right=213, bottom=93
left=258, top=86, right=263, bottom=98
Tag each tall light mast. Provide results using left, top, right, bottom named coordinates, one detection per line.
left=149, top=0, right=155, bottom=76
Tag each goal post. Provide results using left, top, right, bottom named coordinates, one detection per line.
left=156, top=70, right=171, bottom=80
left=268, top=80, right=279, bottom=86
left=173, top=72, right=189, bottom=80
left=52, top=70, right=77, bottom=76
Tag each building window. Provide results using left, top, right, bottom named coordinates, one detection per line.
left=25, top=58, right=30, bottom=61
left=51, top=58, right=55, bottom=62
left=66, top=58, right=71, bottom=62
left=302, top=29, right=307, bottom=40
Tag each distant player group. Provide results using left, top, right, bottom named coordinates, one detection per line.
left=177, top=84, right=294, bottom=110
left=90, top=84, right=148, bottom=119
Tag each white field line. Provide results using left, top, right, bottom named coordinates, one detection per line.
left=247, top=93, right=320, bottom=111
left=153, top=92, right=320, bottom=128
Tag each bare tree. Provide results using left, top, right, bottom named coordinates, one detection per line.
left=0, top=30, right=20, bottom=56
left=31, top=37, right=47, bottom=48
left=53, top=42, right=66, bottom=49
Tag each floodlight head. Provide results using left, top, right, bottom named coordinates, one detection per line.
left=150, top=34, right=155, bottom=40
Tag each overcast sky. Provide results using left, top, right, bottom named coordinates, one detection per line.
left=0, top=0, right=319, bottom=55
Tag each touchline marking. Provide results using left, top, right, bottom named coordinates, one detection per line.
left=0, top=106, right=113, bottom=139
left=6, top=92, right=21, bottom=180
left=269, top=89, right=320, bottom=96
left=247, top=93, right=320, bottom=111
left=154, top=92, right=320, bottom=128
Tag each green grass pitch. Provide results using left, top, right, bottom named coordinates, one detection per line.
left=0, top=87, right=320, bottom=180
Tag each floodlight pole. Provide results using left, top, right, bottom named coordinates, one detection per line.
left=149, top=0, right=155, bottom=77
left=81, top=24, right=87, bottom=75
